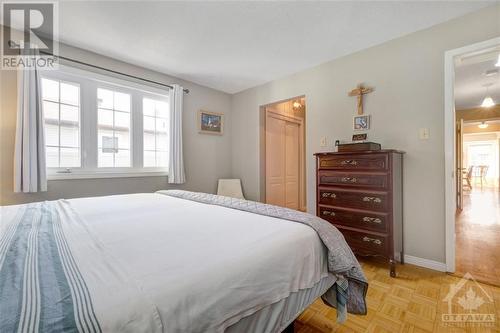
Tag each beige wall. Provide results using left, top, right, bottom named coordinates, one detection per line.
left=0, top=42, right=233, bottom=205
left=231, top=5, right=500, bottom=263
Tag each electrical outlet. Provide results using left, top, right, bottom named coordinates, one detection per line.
left=419, top=128, right=430, bottom=140
left=320, top=136, right=327, bottom=147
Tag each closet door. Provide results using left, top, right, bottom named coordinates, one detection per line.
left=284, top=121, right=300, bottom=209
left=266, top=115, right=286, bottom=207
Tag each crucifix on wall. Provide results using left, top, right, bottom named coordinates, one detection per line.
left=349, top=84, right=374, bottom=115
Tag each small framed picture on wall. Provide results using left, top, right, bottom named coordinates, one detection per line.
left=199, top=110, right=224, bottom=135
left=353, top=115, right=370, bottom=131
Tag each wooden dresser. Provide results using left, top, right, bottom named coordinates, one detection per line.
left=314, top=150, right=404, bottom=277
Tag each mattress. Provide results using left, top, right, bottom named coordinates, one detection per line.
left=226, top=273, right=336, bottom=333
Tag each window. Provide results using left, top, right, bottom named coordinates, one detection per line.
left=41, top=66, right=170, bottom=179
left=97, top=88, right=131, bottom=167
left=143, top=97, right=169, bottom=168
left=41, top=78, right=81, bottom=168
left=468, top=143, right=494, bottom=167
left=467, top=142, right=497, bottom=179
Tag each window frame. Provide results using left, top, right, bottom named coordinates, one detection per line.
left=142, top=93, right=170, bottom=169
left=41, top=65, right=170, bottom=180
left=41, top=77, right=82, bottom=170
left=96, top=84, right=134, bottom=169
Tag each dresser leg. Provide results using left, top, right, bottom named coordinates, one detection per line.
left=390, top=259, right=396, bottom=277
left=400, top=251, right=405, bottom=265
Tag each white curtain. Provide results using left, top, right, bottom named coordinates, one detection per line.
left=14, top=48, right=47, bottom=192
left=168, top=84, right=186, bottom=184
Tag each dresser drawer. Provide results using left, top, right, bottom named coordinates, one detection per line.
left=319, top=206, right=388, bottom=233
left=318, top=153, right=388, bottom=171
left=318, top=170, right=388, bottom=189
left=337, top=228, right=389, bottom=257
left=318, top=187, right=389, bottom=212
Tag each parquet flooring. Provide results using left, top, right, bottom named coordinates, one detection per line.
left=455, top=187, right=500, bottom=286
left=294, top=260, right=500, bottom=333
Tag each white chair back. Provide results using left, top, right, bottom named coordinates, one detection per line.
left=217, top=179, right=245, bottom=199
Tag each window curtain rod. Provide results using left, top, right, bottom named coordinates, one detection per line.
left=37, top=49, right=189, bottom=94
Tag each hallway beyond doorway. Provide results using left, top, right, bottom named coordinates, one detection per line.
left=455, top=187, right=500, bottom=286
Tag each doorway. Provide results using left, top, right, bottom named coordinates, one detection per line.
left=450, top=41, right=500, bottom=286
left=261, top=97, right=306, bottom=211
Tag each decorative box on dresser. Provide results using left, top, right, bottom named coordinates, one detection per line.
left=314, top=150, right=404, bottom=277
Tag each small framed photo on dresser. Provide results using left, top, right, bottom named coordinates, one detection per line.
left=353, top=115, right=370, bottom=131
left=352, top=133, right=367, bottom=142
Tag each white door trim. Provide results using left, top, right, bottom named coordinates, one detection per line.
left=444, top=37, right=500, bottom=273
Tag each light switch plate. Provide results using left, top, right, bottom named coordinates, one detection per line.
left=419, top=128, right=430, bottom=140
left=320, top=136, right=327, bottom=147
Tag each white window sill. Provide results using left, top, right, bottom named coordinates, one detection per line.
left=47, top=171, right=168, bottom=180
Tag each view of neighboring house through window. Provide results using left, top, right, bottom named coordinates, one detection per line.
left=41, top=78, right=81, bottom=168
left=97, top=88, right=131, bottom=167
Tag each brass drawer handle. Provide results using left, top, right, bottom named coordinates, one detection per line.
left=341, top=159, right=358, bottom=166
left=363, top=216, right=382, bottom=224
left=322, top=210, right=335, bottom=217
left=363, top=196, right=382, bottom=203
left=341, top=177, right=357, bottom=183
left=363, top=236, right=382, bottom=245
left=321, top=192, right=336, bottom=199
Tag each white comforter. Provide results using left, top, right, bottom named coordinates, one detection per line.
left=69, top=193, right=329, bottom=332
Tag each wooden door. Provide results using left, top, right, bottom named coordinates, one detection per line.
left=266, top=114, right=286, bottom=207
left=456, top=118, right=464, bottom=211
left=265, top=112, right=301, bottom=210
left=284, top=121, right=300, bottom=209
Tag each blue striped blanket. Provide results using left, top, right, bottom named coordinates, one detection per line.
left=0, top=201, right=162, bottom=333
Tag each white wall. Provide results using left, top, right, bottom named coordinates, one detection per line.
left=0, top=41, right=233, bottom=205
left=231, top=5, right=500, bottom=263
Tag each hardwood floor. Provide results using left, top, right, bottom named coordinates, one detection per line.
left=295, top=259, right=500, bottom=333
left=456, top=187, right=500, bottom=286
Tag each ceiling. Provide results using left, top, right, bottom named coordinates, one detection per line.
left=455, top=47, right=500, bottom=110
left=48, top=1, right=494, bottom=93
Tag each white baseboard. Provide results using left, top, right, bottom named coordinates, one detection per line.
left=403, top=255, right=447, bottom=272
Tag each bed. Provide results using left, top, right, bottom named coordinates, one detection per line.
left=0, top=190, right=367, bottom=333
